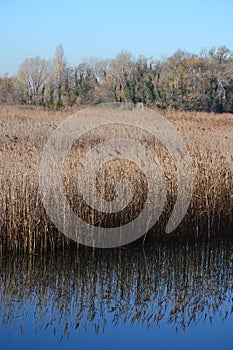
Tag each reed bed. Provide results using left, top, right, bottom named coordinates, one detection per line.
left=0, top=105, right=232, bottom=254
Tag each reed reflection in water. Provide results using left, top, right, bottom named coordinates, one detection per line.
left=0, top=240, right=232, bottom=345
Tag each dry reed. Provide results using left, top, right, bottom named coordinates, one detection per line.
left=0, top=105, right=232, bottom=254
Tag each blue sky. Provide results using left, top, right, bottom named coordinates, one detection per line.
left=1, top=0, right=233, bottom=76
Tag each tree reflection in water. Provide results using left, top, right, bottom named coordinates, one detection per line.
left=0, top=240, right=232, bottom=342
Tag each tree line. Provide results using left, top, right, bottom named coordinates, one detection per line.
left=1, top=44, right=233, bottom=113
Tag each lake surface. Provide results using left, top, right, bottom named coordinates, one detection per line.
left=0, top=240, right=232, bottom=349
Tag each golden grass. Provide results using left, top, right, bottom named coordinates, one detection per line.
left=0, top=105, right=232, bottom=253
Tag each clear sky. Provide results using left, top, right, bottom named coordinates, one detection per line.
left=1, top=0, right=233, bottom=76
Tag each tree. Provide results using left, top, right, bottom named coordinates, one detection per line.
left=16, top=57, right=48, bottom=105
left=73, top=61, right=98, bottom=104
left=0, top=75, right=18, bottom=104
left=108, top=51, right=135, bottom=102
left=50, top=44, right=67, bottom=108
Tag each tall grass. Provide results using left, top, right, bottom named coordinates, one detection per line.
left=0, top=106, right=232, bottom=254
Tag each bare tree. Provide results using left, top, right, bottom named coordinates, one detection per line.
left=50, top=44, right=67, bottom=108
left=16, top=57, right=48, bottom=104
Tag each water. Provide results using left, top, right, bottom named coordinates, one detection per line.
left=0, top=240, right=232, bottom=349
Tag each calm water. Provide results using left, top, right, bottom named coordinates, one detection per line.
left=0, top=240, right=232, bottom=349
